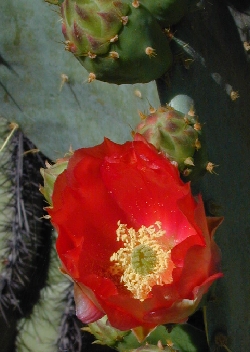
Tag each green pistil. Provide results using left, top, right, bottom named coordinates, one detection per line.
left=131, top=244, right=157, bottom=276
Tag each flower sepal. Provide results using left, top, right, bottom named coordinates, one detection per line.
left=83, top=318, right=177, bottom=351
left=82, top=316, right=129, bottom=347
left=84, top=319, right=209, bottom=351
left=39, top=152, right=72, bottom=205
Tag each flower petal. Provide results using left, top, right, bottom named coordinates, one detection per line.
left=101, top=141, right=200, bottom=245
left=74, top=282, right=105, bottom=324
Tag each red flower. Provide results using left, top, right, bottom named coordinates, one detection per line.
left=47, top=138, right=222, bottom=332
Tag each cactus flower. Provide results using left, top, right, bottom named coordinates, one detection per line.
left=45, top=138, right=223, bottom=332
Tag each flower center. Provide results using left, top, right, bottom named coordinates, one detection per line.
left=109, top=221, right=174, bottom=301
left=131, top=244, right=157, bottom=276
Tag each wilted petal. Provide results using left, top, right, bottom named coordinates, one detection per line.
left=74, top=283, right=104, bottom=323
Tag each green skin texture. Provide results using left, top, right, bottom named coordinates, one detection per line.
left=62, top=0, right=130, bottom=56
left=77, top=5, right=173, bottom=84
left=139, top=0, right=190, bottom=27
left=136, top=109, right=197, bottom=170
left=135, top=107, right=210, bottom=182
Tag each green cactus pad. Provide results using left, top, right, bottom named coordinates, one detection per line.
left=139, top=0, right=190, bottom=27
left=77, top=5, right=172, bottom=84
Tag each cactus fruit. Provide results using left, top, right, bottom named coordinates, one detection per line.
left=61, top=0, right=130, bottom=56
left=134, top=105, right=212, bottom=181
left=61, top=0, right=172, bottom=84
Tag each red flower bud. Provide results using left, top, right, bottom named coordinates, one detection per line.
left=46, top=138, right=223, bottom=331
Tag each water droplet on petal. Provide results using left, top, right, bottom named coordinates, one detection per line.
left=143, top=307, right=169, bottom=322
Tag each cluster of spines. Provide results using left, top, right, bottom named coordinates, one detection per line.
left=56, top=282, right=83, bottom=352
left=181, top=106, right=217, bottom=179
left=0, top=125, right=53, bottom=349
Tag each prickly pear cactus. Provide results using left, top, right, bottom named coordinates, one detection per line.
left=61, top=0, right=173, bottom=83
left=0, top=0, right=250, bottom=351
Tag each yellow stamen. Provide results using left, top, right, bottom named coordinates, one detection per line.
left=110, top=221, right=173, bottom=301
